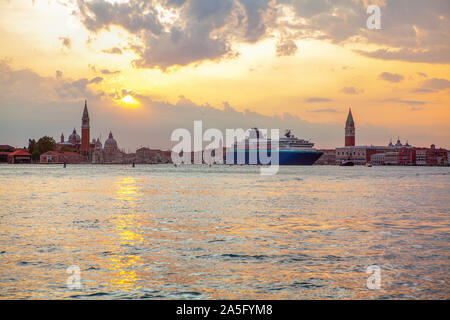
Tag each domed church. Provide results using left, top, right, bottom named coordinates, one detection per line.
left=92, top=131, right=126, bottom=164
left=57, top=100, right=130, bottom=163
left=57, top=100, right=95, bottom=158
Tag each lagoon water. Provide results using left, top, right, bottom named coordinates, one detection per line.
left=0, top=164, right=449, bottom=299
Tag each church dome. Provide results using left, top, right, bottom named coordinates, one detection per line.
left=68, top=128, right=81, bottom=144
left=104, top=131, right=118, bottom=152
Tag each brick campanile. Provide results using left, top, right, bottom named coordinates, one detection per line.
left=81, top=100, right=90, bottom=157
left=345, top=108, right=355, bottom=146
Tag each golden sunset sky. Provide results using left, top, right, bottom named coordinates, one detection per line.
left=0, top=0, right=449, bottom=150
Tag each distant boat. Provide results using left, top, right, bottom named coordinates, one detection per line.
left=340, top=161, right=354, bottom=166
left=365, top=163, right=372, bottom=167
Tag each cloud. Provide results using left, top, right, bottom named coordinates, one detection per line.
left=76, top=0, right=277, bottom=69
left=412, top=77, right=450, bottom=93
left=355, top=48, right=450, bottom=64
left=100, top=69, right=121, bottom=75
left=89, top=76, right=103, bottom=84
left=412, top=88, right=435, bottom=94
left=276, top=39, right=298, bottom=57
left=421, top=78, right=450, bottom=90
left=307, top=108, right=340, bottom=113
left=381, top=98, right=426, bottom=106
left=78, top=0, right=163, bottom=34
left=305, top=97, right=333, bottom=103
left=132, top=24, right=230, bottom=69
left=378, top=72, right=404, bottom=83
left=73, top=0, right=450, bottom=68
left=59, top=36, right=71, bottom=49
left=341, top=87, right=364, bottom=95
left=102, top=47, right=122, bottom=54
left=238, top=0, right=273, bottom=43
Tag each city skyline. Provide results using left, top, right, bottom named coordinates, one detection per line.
left=1, top=0, right=449, bottom=150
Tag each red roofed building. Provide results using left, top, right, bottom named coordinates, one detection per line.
left=7, top=150, right=32, bottom=163
left=0, top=145, right=15, bottom=162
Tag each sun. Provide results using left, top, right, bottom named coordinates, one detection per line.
left=121, top=94, right=139, bottom=105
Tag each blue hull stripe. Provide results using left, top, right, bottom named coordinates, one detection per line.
left=226, top=150, right=323, bottom=165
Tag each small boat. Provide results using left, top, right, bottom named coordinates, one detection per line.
left=340, top=161, right=354, bottom=166
left=365, top=163, right=372, bottom=167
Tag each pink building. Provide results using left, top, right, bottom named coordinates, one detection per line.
left=40, top=151, right=84, bottom=163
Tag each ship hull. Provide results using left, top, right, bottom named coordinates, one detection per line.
left=226, top=150, right=323, bottom=166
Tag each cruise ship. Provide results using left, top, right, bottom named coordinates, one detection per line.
left=226, top=129, right=323, bottom=165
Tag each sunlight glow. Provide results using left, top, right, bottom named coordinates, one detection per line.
left=121, top=94, right=139, bottom=105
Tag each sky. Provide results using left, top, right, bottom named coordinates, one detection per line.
left=0, top=0, right=449, bottom=151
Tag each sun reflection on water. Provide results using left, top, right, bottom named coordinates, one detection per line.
left=106, top=177, right=146, bottom=291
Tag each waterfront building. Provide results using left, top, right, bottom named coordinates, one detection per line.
left=40, top=151, right=84, bottom=163
left=336, top=146, right=369, bottom=165
left=414, top=146, right=448, bottom=166
left=398, top=147, right=416, bottom=166
left=336, top=109, right=426, bottom=165
left=136, top=147, right=171, bottom=164
left=384, top=151, right=399, bottom=165
left=415, top=148, right=427, bottom=166
left=0, top=145, right=15, bottom=162
left=370, top=153, right=385, bottom=165
left=315, top=149, right=336, bottom=165
left=7, top=150, right=32, bottom=163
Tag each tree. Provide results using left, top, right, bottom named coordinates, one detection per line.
left=31, top=151, right=40, bottom=162
left=28, top=139, right=37, bottom=154
left=37, top=136, right=56, bottom=154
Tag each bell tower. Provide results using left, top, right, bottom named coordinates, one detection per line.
left=81, top=100, right=90, bottom=158
left=345, top=108, right=355, bottom=146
